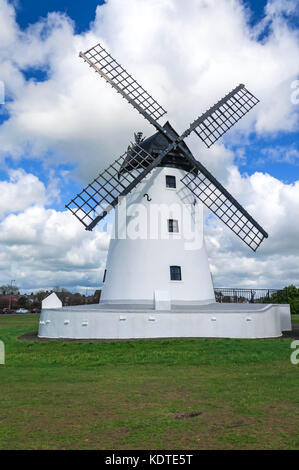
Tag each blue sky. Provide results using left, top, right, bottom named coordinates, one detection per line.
left=4, top=0, right=297, bottom=200
left=0, top=0, right=298, bottom=291
left=14, top=0, right=267, bottom=31
left=15, top=0, right=106, bottom=33
left=0, top=0, right=109, bottom=210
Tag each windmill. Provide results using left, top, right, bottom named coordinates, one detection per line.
left=66, top=42, right=268, bottom=307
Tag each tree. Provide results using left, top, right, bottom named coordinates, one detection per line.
left=17, top=296, right=29, bottom=308
left=0, top=284, right=19, bottom=295
left=35, top=290, right=51, bottom=302
left=285, top=285, right=299, bottom=299
left=53, top=286, right=68, bottom=293
left=269, top=285, right=299, bottom=314
left=290, top=299, right=299, bottom=315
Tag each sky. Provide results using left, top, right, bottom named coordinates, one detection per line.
left=0, top=0, right=298, bottom=293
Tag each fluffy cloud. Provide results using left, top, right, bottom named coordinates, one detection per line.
left=265, top=0, right=298, bottom=17
left=1, top=0, right=299, bottom=176
left=0, top=177, right=109, bottom=291
left=260, top=145, right=299, bottom=165
left=206, top=170, right=299, bottom=286
left=0, top=169, right=45, bottom=218
left=0, top=0, right=298, bottom=291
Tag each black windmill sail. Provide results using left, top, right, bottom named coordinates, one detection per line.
left=66, top=42, right=268, bottom=251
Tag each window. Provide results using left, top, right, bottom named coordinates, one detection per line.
left=170, top=266, right=182, bottom=281
left=166, top=175, right=176, bottom=188
left=168, top=219, right=179, bottom=233
left=103, top=269, right=107, bottom=283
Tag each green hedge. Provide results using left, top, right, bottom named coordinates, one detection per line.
left=290, top=299, right=299, bottom=315
left=269, top=286, right=299, bottom=314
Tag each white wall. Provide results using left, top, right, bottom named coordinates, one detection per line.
left=101, top=167, right=215, bottom=305
left=42, top=292, right=62, bottom=309
left=38, top=304, right=284, bottom=339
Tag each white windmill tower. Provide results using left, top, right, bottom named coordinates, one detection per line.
left=66, top=43, right=267, bottom=309
left=39, top=42, right=293, bottom=340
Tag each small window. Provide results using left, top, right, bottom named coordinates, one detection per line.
left=103, top=269, right=107, bottom=283
left=166, top=175, right=176, bottom=188
left=170, top=266, right=182, bottom=281
left=168, top=219, right=179, bottom=233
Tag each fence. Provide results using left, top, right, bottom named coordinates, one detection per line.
left=214, top=288, right=288, bottom=304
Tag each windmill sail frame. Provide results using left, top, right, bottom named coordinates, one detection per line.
left=180, top=164, right=268, bottom=251
left=66, top=144, right=166, bottom=231
left=68, top=41, right=268, bottom=250
left=80, top=43, right=167, bottom=124
left=180, top=84, right=259, bottom=148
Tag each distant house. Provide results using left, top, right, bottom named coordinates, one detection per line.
left=42, top=292, right=63, bottom=309
left=0, top=294, right=18, bottom=307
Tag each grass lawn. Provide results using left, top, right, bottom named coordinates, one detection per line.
left=0, top=314, right=298, bottom=450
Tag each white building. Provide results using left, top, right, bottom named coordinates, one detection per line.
left=101, top=166, right=215, bottom=306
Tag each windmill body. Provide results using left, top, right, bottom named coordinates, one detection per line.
left=101, top=121, right=215, bottom=306
left=101, top=166, right=215, bottom=306
left=37, top=42, right=292, bottom=339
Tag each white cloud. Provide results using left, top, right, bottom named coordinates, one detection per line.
left=0, top=0, right=16, bottom=48
left=0, top=0, right=299, bottom=177
left=0, top=0, right=298, bottom=290
left=265, top=0, right=298, bottom=17
left=261, top=145, right=299, bottom=165
left=0, top=166, right=109, bottom=292
left=206, top=170, right=299, bottom=287
left=0, top=202, right=110, bottom=292
left=0, top=169, right=45, bottom=218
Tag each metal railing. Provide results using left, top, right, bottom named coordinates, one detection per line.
left=214, top=288, right=287, bottom=304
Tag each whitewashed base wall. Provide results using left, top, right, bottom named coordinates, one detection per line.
left=38, top=304, right=291, bottom=340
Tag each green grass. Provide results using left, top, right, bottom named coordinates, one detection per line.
left=0, top=314, right=298, bottom=450
left=292, top=314, right=299, bottom=322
